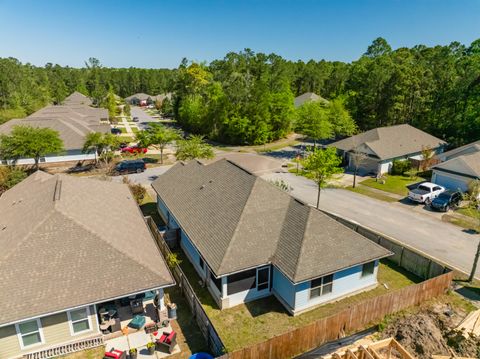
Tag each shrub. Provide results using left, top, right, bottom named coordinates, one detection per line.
left=122, top=176, right=146, bottom=204
left=0, top=167, right=27, bottom=194
left=391, top=159, right=411, bottom=175
left=166, top=253, right=182, bottom=269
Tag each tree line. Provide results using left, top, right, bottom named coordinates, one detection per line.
left=2, top=37, right=480, bottom=146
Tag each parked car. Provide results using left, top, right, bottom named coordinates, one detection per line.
left=430, top=190, right=462, bottom=212
left=111, top=127, right=122, bottom=135
left=132, top=117, right=139, bottom=122
left=408, top=182, right=446, bottom=204
left=114, top=160, right=146, bottom=174
left=120, top=145, right=148, bottom=154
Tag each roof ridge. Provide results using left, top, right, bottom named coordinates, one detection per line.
left=289, top=206, right=314, bottom=280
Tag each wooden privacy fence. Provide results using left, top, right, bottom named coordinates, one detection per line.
left=146, top=216, right=225, bottom=356
left=222, top=270, right=452, bottom=359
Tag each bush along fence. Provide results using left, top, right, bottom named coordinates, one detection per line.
left=321, top=210, right=452, bottom=279
left=146, top=216, right=225, bottom=356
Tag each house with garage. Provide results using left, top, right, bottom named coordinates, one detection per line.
left=328, top=124, right=446, bottom=175
left=0, top=102, right=110, bottom=166
left=436, top=139, right=480, bottom=162
left=294, top=92, right=329, bottom=108
left=0, top=172, right=174, bottom=359
left=152, top=159, right=391, bottom=315
left=432, top=151, right=480, bottom=194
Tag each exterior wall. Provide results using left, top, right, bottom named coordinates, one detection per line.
left=0, top=150, right=96, bottom=166
left=432, top=170, right=472, bottom=193
left=272, top=267, right=296, bottom=311
left=179, top=230, right=206, bottom=280
left=293, top=261, right=379, bottom=314
left=156, top=196, right=179, bottom=229
left=223, top=266, right=272, bottom=308
left=0, top=305, right=98, bottom=359
left=378, top=160, right=392, bottom=174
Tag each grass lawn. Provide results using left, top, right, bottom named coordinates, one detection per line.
left=139, top=192, right=164, bottom=225
left=360, top=175, right=425, bottom=196
left=255, top=139, right=301, bottom=153
left=345, top=186, right=398, bottom=203
left=175, top=249, right=421, bottom=352
left=59, top=347, right=104, bottom=359
left=457, top=207, right=480, bottom=219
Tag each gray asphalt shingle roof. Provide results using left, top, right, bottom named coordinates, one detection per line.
left=433, top=151, right=480, bottom=178
left=294, top=92, right=329, bottom=108
left=329, top=124, right=446, bottom=160
left=152, top=159, right=391, bottom=283
left=0, top=172, right=174, bottom=326
left=63, top=91, right=93, bottom=106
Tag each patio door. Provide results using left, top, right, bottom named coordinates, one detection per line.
left=256, top=266, right=270, bottom=291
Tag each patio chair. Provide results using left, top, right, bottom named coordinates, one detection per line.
left=156, top=330, right=177, bottom=353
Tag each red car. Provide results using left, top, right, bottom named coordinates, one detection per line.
left=120, top=146, right=148, bottom=154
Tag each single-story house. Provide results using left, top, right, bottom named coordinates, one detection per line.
left=0, top=172, right=174, bottom=359
left=432, top=151, right=480, bottom=194
left=328, top=124, right=446, bottom=175
left=62, top=91, right=93, bottom=106
left=436, top=139, right=480, bottom=162
left=125, top=93, right=171, bottom=107
left=294, top=92, right=329, bottom=108
left=0, top=103, right=110, bottom=166
left=152, top=159, right=391, bottom=315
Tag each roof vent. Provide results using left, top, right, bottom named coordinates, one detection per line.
left=1, top=225, right=6, bottom=231
left=200, top=184, right=206, bottom=189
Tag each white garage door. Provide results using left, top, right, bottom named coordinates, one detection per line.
left=433, top=172, right=469, bottom=192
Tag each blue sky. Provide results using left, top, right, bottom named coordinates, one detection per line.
left=0, top=0, right=479, bottom=68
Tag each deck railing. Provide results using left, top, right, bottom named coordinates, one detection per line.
left=24, top=335, right=103, bottom=359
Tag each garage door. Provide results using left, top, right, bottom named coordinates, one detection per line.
left=433, top=172, right=469, bottom=192
left=351, top=156, right=379, bottom=175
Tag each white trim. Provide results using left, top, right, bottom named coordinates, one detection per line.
left=15, top=318, right=45, bottom=350
left=67, top=306, right=93, bottom=336
left=0, top=285, right=174, bottom=328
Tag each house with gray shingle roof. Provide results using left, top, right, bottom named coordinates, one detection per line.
left=152, top=159, right=391, bottom=315
left=294, top=92, right=329, bottom=108
left=432, top=151, right=480, bottom=195
left=0, top=96, right=110, bottom=166
left=328, top=124, right=446, bottom=175
left=63, top=91, right=93, bottom=106
left=0, top=172, right=174, bottom=359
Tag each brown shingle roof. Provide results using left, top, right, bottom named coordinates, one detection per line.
left=152, top=160, right=391, bottom=282
left=0, top=172, right=174, bottom=326
left=329, top=124, right=446, bottom=160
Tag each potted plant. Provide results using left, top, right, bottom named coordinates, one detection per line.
left=129, top=348, right=137, bottom=359
left=146, top=342, right=156, bottom=355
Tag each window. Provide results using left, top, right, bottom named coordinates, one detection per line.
left=15, top=319, right=44, bottom=349
left=199, top=257, right=205, bottom=270
left=39, top=157, right=46, bottom=163
left=256, top=266, right=270, bottom=291
left=227, top=269, right=256, bottom=295
left=361, top=261, right=375, bottom=277
left=309, top=274, right=333, bottom=299
left=68, top=307, right=91, bottom=335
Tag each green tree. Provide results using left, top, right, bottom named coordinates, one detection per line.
left=124, top=102, right=131, bottom=117
left=0, top=166, right=27, bottom=194
left=175, top=135, right=214, bottom=161
left=327, top=97, right=357, bottom=137
left=136, top=124, right=181, bottom=164
left=301, top=147, right=343, bottom=208
left=0, top=125, right=63, bottom=170
left=160, top=97, right=173, bottom=116
left=295, top=101, right=332, bottom=146
left=82, top=132, right=120, bottom=165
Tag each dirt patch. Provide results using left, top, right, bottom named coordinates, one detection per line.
left=379, top=302, right=480, bottom=358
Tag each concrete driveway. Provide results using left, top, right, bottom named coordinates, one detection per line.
left=262, top=172, right=480, bottom=279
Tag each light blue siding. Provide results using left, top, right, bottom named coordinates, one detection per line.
left=156, top=196, right=179, bottom=229
left=294, top=261, right=379, bottom=313
left=272, top=267, right=295, bottom=310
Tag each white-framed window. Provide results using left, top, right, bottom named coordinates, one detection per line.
left=309, top=274, right=333, bottom=299
left=361, top=261, right=375, bottom=277
left=15, top=318, right=45, bottom=349
left=67, top=307, right=92, bottom=336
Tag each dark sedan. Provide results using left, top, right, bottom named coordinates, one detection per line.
left=430, top=190, right=462, bottom=212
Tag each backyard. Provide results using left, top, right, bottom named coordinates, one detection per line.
left=174, top=249, right=422, bottom=352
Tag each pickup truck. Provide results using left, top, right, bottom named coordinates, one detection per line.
left=408, top=182, right=446, bottom=204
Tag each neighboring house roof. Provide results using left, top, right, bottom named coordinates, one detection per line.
left=329, top=124, right=446, bottom=160
left=294, top=92, right=329, bottom=108
left=152, top=159, right=391, bottom=283
left=125, top=93, right=153, bottom=101
left=433, top=151, right=480, bottom=179
left=0, top=105, right=110, bottom=151
left=63, top=91, right=93, bottom=106
left=0, top=172, right=174, bottom=326
left=440, top=140, right=480, bottom=161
